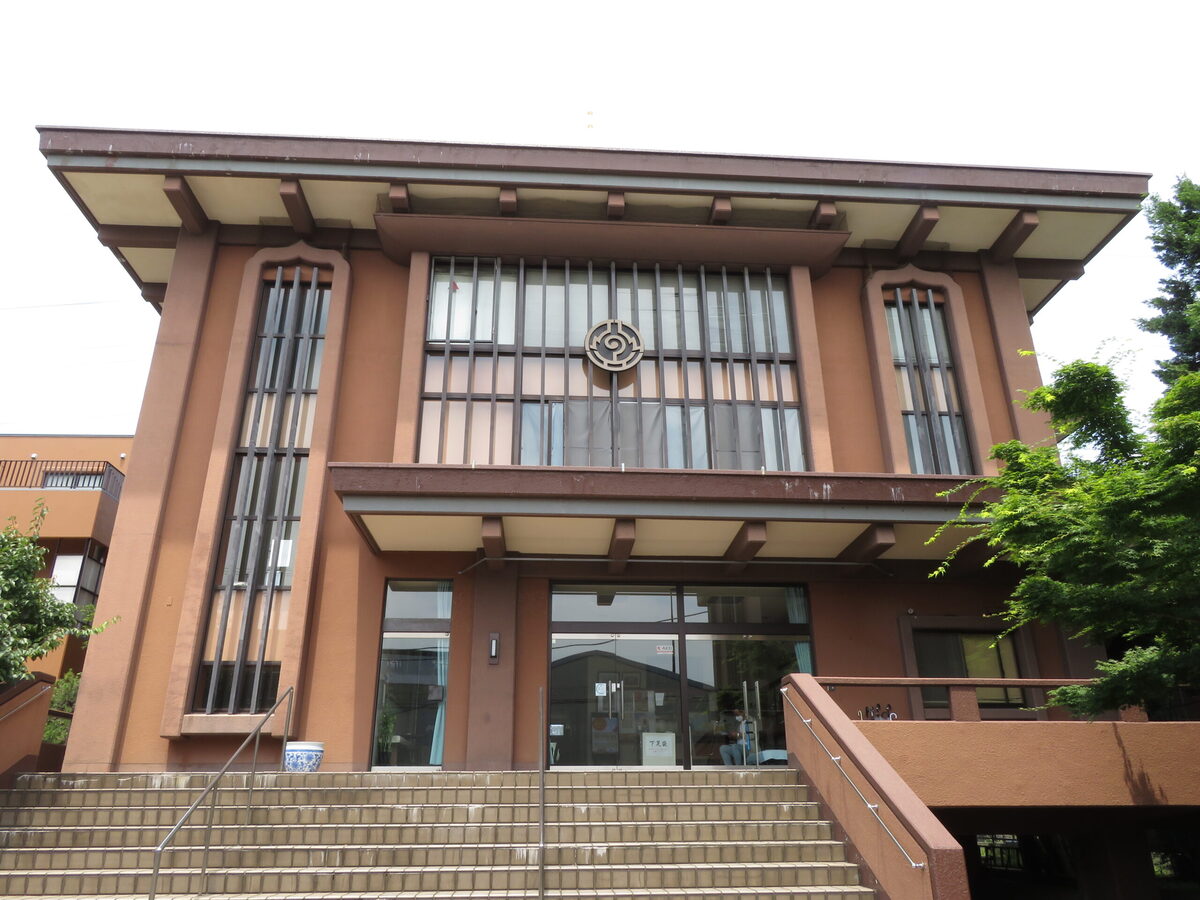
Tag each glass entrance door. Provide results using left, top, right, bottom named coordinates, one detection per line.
left=549, top=635, right=683, bottom=766
left=548, top=583, right=812, bottom=768
left=685, top=636, right=809, bottom=767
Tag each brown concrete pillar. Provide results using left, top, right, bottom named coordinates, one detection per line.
left=464, top=567, right=519, bottom=768
left=979, top=256, right=1055, bottom=446
left=63, top=227, right=217, bottom=772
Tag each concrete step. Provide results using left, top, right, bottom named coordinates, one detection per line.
left=0, top=838, right=847, bottom=870
left=0, top=800, right=824, bottom=828
left=0, top=769, right=870, bottom=899
left=0, top=889, right=874, bottom=900
left=0, top=783, right=808, bottom=808
left=15, top=768, right=799, bottom=790
left=0, top=818, right=833, bottom=849
left=0, top=860, right=862, bottom=895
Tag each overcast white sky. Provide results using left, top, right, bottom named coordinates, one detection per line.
left=0, top=1, right=1195, bottom=435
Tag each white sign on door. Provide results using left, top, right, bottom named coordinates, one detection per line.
left=641, top=732, right=676, bottom=766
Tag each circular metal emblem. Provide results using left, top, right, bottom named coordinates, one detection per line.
left=585, top=319, right=645, bottom=372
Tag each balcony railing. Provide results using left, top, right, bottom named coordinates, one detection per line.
left=0, top=459, right=125, bottom=501
left=812, top=676, right=1149, bottom=722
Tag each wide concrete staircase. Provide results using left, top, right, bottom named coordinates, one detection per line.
left=0, top=768, right=873, bottom=899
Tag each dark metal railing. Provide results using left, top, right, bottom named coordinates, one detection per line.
left=0, top=459, right=124, bottom=501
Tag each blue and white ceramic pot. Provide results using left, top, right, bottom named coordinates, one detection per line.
left=283, top=741, right=325, bottom=773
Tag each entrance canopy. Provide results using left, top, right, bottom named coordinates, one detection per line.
left=330, top=464, right=983, bottom=568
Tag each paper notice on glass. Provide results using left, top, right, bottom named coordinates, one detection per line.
left=641, top=732, right=676, bottom=766
left=655, top=692, right=665, bottom=707
left=595, top=682, right=607, bottom=697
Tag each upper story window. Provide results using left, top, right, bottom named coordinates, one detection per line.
left=194, top=265, right=330, bottom=715
left=885, top=286, right=971, bottom=475
left=418, top=256, right=806, bottom=472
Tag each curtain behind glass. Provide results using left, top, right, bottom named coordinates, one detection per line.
left=429, top=637, right=449, bottom=765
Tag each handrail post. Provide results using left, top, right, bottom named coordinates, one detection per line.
left=201, top=785, right=218, bottom=894
left=280, top=689, right=294, bottom=769
left=247, top=723, right=263, bottom=824
left=148, top=850, right=161, bottom=900
left=538, top=684, right=546, bottom=900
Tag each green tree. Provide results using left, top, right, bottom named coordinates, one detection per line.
left=1139, top=176, right=1200, bottom=385
left=937, top=181, right=1200, bottom=718
left=0, top=505, right=102, bottom=685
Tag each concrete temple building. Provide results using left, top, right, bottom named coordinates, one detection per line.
left=7, top=126, right=1195, bottom=899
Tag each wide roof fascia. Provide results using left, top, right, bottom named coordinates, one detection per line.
left=39, top=126, right=1148, bottom=210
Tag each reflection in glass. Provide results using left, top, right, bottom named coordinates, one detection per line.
left=552, top=585, right=677, bottom=623
left=384, top=580, right=453, bottom=624
left=686, top=636, right=812, bottom=767
left=913, top=630, right=1023, bottom=708
left=549, top=636, right=682, bottom=766
left=372, top=636, right=450, bottom=766
left=683, top=586, right=808, bottom=625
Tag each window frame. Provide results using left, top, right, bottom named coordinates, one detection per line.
left=418, top=257, right=809, bottom=473
left=862, top=265, right=996, bottom=477
left=898, top=614, right=1045, bottom=720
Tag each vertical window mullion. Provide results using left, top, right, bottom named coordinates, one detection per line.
left=437, top=258, right=456, bottom=465
left=741, top=267, right=769, bottom=470
left=718, top=267, right=744, bottom=468
left=511, top=259, right=527, bottom=466
left=248, top=266, right=320, bottom=714
left=228, top=267, right=306, bottom=714
left=204, top=270, right=284, bottom=714
left=609, top=261, right=621, bottom=463
left=906, top=287, right=950, bottom=471
left=653, top=264, right=669, bottom=468
left=697, top=266, right=717, bottom=470
left=539, top=259, right=549, bottom=464
left=678, top=265, right=695, bottom=470
left=892, top=288, right=930, bottom=472
left=489, top=259, right=501, bottom=465
left=462, top=258, right=480, bottom=465
left=764, top=268, right=794, bottom=471
left=924, top=288, right=967, bottom=472
left=629, top=264, right=645, bottom=467
left=585, top=261, right=595, bottom=466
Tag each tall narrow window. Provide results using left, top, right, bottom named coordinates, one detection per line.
left=419, top=257, right=806, bottom=472
left=885, top=287, right=971, bottom=475
left=194, top=266, right=329, bottom=715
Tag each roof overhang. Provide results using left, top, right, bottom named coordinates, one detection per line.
left=330, top=464, right=987, bottom=569
left=40, top=126, right=1149, bottom=315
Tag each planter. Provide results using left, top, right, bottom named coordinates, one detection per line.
left=283, top=741, right=325, bottom=773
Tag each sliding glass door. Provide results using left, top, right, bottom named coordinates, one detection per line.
left=548, top=583, right=812, bottom=767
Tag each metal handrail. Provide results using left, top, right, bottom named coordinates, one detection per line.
left=0, top=682, right=53, bottom=725
left=781, top=685, right=924, bottom=870
left=537, top=684, right=546, bottom=900
left=147, top=686, right=294, bottom=900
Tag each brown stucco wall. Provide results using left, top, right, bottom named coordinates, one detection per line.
left=122, top=245, right=251, bottom=769
left=810, top=268, right=883, bottom=473
left=860, top=720, right=1200, bottom=808
left=59, top=241, right=1065, bottom=772
left=953, top=270, right=1016, bottom=450
left=808, top=573, right=1051, bottom=721
left=513, top=577, right=550, bottom=769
